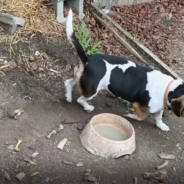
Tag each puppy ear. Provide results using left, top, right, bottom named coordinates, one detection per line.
left=181, top=108, right=184, bottom=117
left=171, top=98, right=181, bottom=117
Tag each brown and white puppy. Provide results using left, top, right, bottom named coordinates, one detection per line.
left=65, top=9, right=184, bottom=131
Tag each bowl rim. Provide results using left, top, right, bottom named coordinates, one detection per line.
left=89, top=113, right=135, bottom=143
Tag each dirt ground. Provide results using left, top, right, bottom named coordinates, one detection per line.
left=0, top=34, right=184, bottom=184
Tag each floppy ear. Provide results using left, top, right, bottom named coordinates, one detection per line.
left=181, top=108, right=184, bottom=117
left=171, top=96, right=184, bottom=117
left=171, top=98, right=182, bottom=117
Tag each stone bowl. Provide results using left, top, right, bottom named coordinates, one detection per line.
left=80, top=113, right=136, bottom=158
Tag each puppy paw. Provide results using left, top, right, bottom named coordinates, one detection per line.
left=157, top=123, right=170, bottom=132
left=84, top=105, right=95, bottom=113
left=65, top=94, right=72, bottom=103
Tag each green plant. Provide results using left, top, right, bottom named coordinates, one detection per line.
left=73, top=22, right=102, bottom=55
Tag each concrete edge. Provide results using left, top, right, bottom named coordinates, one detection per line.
left=90, top=3, right=183, bottom=81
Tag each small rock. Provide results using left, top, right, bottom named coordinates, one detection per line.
left=31, top=62, right=38, bottom=71
left=76, top=162, right=84, bottom=167
left=45, top=177, right=50, bottom=183
left=38, top=67, right=44, bottom=72
left=35, top=51, right=40, bottom=56
left=8, top=109, right=24, bottom=119
left=63, top=160, right=74, bottom=166
left=77, top=125, right=84, bottom=130
left=32, top=151, right=39, bottom=159
left=111, top=181, right=117, bottom=184
left=124, top=155, right=130, bottom=160
left=8, top=110, right=16, bottom=119
left=15, top=162, right=20, bottom=169
left=4, top=171, right=11, bottom=181
left=84, top=175, right=98, bottom=182
left=57, top=124, right=64, bottom=132
left=8, top=145, right=15, bottom=151
left=86, top=169, right=91, bottom=173
left=105, top=101, right=112, bottom=107
left=84, top=171, right=98, bottom=182
left=15, top=172, right=25, bottom=182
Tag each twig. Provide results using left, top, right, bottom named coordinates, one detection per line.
left=0, top=64, right=10, bottom=70
left=156, top=161, right=169, bottom=170
left=50, top=175, right=61, bottom=182
left=49, top=68, right=61, bottom=74
left=62, top=120, right=78, bottom=124
left=91, top=12, right=148, bottom=66
left=0, top=70, right=5, bottom=75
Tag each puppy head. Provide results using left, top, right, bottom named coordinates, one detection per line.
left=171, top=95, right=184, bottom=117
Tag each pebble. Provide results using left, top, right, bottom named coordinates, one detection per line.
left=8, top=145, right=15, bottom=151
left=35, top=51, right=40, bottom=56
left=4, top=172, right=11, bottom=181
left=77, top=125, right=84, bottom=130
left=84, top=170, right=98, bottom=182
left=58, top=124, right=64, bottom=132
left=32, top=151, right=39, bottom=159
left=45, top=177, right=50, bottom=183
left=124, top=155, right=130, bottom=160
left=84, top=175, right=97, bottom=182
left=8, top=110, right=16, bottom=119
left=63, top=160, right=74, bottom=166
left=76, top=162, right=84, bottom=167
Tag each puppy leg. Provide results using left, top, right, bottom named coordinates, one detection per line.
left=64, top=78, right=76, bottom=103
left=123, top=113, right=141, bottom=121
left=155, top=110, right=170, bottom=131
left=123, top=102, right=147, bottom=121
left=77, top=95, right=95, bottom=113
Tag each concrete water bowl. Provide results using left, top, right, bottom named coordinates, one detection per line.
left=80, top=113, right=136, bottom=158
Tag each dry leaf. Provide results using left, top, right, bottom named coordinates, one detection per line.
left=29, top=57, right=36, bottom=62
left=24, top=159, right=37, bottom=165
left=16, top=172, right=25, bottom=181
left=57, top=138, right=68, bottom=150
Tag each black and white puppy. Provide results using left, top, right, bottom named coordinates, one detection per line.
left=65, top=9, right=184, bottom=132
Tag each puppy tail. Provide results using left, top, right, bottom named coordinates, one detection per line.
left=66, top=9, right=88, bottom=65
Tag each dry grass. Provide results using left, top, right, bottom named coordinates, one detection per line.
left=0, top=0, right=65, bottom=46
